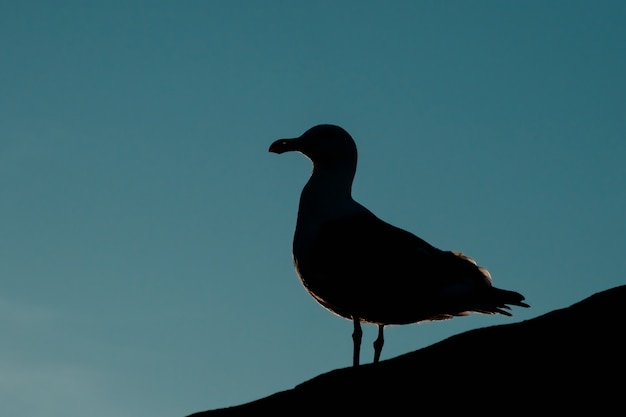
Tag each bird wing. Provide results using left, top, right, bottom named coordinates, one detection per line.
left=295, top=211, right=490, bottom=323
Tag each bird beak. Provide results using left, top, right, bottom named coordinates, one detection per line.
left=269, top=138, right=300, bottom=154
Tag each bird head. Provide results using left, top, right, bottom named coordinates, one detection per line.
left=269, top=124, right=358, bottom=170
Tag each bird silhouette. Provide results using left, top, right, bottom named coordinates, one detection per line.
left=269, top=124, right=529, bottom=366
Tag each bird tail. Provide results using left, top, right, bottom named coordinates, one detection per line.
left=477, top=287, right=530, bottom=316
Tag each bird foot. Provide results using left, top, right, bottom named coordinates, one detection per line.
left=373, top=324, right=384, bottom=363
left=352, top=318, right=362, bottom=367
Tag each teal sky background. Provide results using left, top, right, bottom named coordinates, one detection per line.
left=2, top=1, right=625, bottom=416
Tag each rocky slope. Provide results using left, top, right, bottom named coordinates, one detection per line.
left=187, top=285, right=625, bottom=415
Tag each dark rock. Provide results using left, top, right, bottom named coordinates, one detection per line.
left=188, top=286, right=626, bottom=416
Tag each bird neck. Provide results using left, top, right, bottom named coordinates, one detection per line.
left=308, top=161, right=354, bottom=200
left=296, top=163, right=363, bottom=227
left=293, top=163, right=369, bottom=258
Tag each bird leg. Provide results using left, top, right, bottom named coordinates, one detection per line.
left=352, top=317, right=362, bottom=367
left=373, top=324, right=385, bottom=363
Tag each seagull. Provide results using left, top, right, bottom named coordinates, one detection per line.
left=269, top=124, right=529, bottom=367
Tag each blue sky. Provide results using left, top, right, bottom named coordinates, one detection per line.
left=1, top=1, right=625, bottom=416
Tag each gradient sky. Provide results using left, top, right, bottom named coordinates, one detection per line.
left=2, top=1, right=625, bottom=416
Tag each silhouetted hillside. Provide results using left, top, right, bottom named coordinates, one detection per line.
left=187, top=286, right=625, bottom=415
